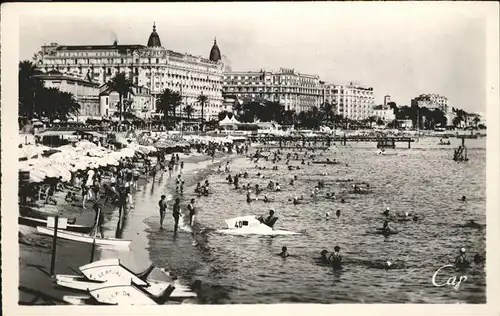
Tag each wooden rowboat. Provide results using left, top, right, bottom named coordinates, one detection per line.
left=36, top=226, right=131, bottom=247
left=19, top=216, right=92, bottom=233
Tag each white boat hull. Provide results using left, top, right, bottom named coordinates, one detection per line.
left=36, top=226, right=131, bottom=247
left=90, top=284, right=157, bottom=305
left=220, top=215, right=299, bottom=236
left=79, top=259, right=148, bottom=286
left=56, top=275, right=196, bottom=299
left=216, top=228, right=299, bottom=236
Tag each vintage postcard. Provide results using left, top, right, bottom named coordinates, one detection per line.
left=1, top=2, right=499, bottom=316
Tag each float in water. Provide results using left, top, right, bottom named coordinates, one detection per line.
left=216, top=215, right=299, bottom=236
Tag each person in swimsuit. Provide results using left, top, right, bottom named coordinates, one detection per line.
left=187, top=198, right=196, bottom=226
left=328, top=246, right=342, bottom=270
left=172, top=198, right=182, bottom=232
left=159, top=195, right=167, bottom=229
left=279, top=246, right=289, bottom=258
left=455, top=248, right=469, bottom=270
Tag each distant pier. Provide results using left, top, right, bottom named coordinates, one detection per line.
left=248, top=135, right=416, bottom=149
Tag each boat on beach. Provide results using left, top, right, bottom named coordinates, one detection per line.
left=88, top=282, right=175, bottom=305
left=19, top=216, right=92, bottom=233
left=216, top=215, right=299, bottom=236
left=56, top=259, right=197, bottom=299
left=36, top=226, right=131, bottom=247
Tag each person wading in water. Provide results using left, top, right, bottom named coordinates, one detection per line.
left=172, top=198, right=182, bottom=233
left=187, top=198, right=196, bottom=226
left=158, top=195, right=167, bottom=229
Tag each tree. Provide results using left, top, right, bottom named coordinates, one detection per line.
left=217, top=110, right=233, bottom=121
left=108, top=73, right=135, bottom=126
left=473, top=116, right=481, bottom=128
left=35, top=87, right=80, bottom=121
left=282, top=109, right=296, bottom=125
left=156, top=88, right=182, bottom=128
left=320, top=102, right=335, bottom=124
left=260, top=101, right=284, bottom=122
left=367, top=116, right=377, bottom=128
left=198, top=94, right=208, bottom=131
left=18, top=60, right=44, bottom=120
left=183, top=104, right=194, bottom=119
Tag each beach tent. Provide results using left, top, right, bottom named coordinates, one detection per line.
left=229, top=116, right=240, bottom=124
left=219, top=115, right=233, bottom=125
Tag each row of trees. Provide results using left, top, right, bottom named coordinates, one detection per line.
left=19, top=61, right=210, bottom=130
left=154, top=88, right=208, bottom=129
left=222, top=100, right=373, bottom=129
left=19, top=61, right=81, bottom=122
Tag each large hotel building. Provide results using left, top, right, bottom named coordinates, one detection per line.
left=33, top=23, right=224, bottom=120
left=222, top=68, right=323, bottom=113
left=223, top=71, right=375, bottom=120
left=323, top=82, right=375, bottom=120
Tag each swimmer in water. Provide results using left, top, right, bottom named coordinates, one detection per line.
left=293, top=196, right=300, bottom=205
left=279, top=246, right=289, bottom=258
left=340, top=198, right=346, bottom=203
left=320, top=250, right=330, bottom=264
left=382, top=220, right=392, bottom=233
left=455, top=248, right=469, bottom=270
left=328, top=246, right=342, bottom=270
left=383, top=207, right=390, bottom=217
left=473, top=253, right=485, bottom=264
left=461, top=195, right=467, bottom=202
left=246, top=191, right=252, bottom=203
left=326, top=211, right=330, bottom=219
left=336, top=209, right=341, bottom=217
left=263, top=195, right=270, bottom=203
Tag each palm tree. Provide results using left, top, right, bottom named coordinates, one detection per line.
left=183, top=104, right=194, bottom=119
left=18, top=60, right=44, bottom=120
left=197, top=93, right=208, bottom=131
left=320, top=102, right=335, bottom=124
left=156, top=88, right=182, bottom=128
left=36, top=87, right=80, bottom=121
left=107, top=73, right=135, bottom=126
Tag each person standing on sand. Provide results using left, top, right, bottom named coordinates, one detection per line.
left=172, top=198, right=182, bottom=232
left=159, top=195, right=167, bottom=229
left=92, top=202, right=104, bottom=238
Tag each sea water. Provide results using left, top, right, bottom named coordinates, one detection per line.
left=102, top=137, right=486, bottom=304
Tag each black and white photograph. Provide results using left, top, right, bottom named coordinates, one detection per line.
left=1, top=1, right=500, bottom=313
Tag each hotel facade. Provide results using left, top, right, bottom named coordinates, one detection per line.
left=222, top=68, right=323, bottom=113
left=33, top=23, right=225, bottom=120
left=323, top=82, right=375, bottom=120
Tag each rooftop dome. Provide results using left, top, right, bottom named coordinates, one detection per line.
left=147, top=22, right=162, bottom=48
left=209, top=38, right=221, bottom=62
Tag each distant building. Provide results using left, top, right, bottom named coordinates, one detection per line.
left=33, top=70, right=100, bottom=118
left=383, top=95, right=391, bottom=108
left=222, top=68, right=323, bottom=113
left=99, top=84, right=152, bottom=120
left=411, top=93, right=453, bottom=125
left=396, top=119, right=413, bottom=129
left=33, top=23, right=224, bottom=120
left=411, top=94, right=449, bottom=111
left=373, top=104, right=395, bottom=122
left=323, top=82, right=375, bottom=120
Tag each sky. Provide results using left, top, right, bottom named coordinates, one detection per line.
left=18, top=2, right=489, bottom=113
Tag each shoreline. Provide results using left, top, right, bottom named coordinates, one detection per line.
left=18, top=150, right=239, bottom=305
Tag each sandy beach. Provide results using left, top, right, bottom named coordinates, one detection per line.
left=18, top=149, right=236, bottom=305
